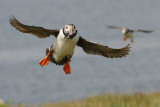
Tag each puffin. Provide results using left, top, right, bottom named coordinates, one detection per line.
left=107, top=25, right=153, bottom=43
left=9, top=16, right=130, bottom=74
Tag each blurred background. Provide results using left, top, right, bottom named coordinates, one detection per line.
left=0, top=0, right=160, bottom=104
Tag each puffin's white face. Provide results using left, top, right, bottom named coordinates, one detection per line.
left=63, top=24, right=77, bottom=39
left=122, top=27, right=127, bottom=34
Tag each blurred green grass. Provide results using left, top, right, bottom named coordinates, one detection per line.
left=2, top=92, right=160, bottom=107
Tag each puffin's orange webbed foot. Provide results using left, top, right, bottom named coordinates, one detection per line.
left=39, top=51, right=51, bottom=66
left=123, top=37, right=127, bottom=41
left=63, top=58, right=71, bottom=74
left=131, top=39, right=134, bottom=43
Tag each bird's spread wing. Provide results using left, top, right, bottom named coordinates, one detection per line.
left=9, top=16, right=59, bottom=38
left=77, top=37, right=130, bottom=58
left=133, top=29, right=154, bottom=33
left=107, top=25, right=122, bottom=30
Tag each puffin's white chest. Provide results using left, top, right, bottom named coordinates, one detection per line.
left=52, top=29, right=79, bottom=62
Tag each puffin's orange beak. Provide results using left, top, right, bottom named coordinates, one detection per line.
left=70, top=26, right=73, bottom=35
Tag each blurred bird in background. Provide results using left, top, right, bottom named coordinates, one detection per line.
left=107, top=25, right=153, bottom=43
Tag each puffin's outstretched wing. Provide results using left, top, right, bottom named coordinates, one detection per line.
left=133, top=29, right=154, bottom=33
left=107, top=25, right=122, bottom=30
left=9, top=16, right=59, bottom=38
left=77, top=37, right=130, bottom=58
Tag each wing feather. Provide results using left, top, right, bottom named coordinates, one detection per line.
left=9, top=16, right=59, bottom=38
left=107, top=25, right=122, bottom=30
left=77, top=37, right=130, bottom=58
left=134, top=29, right=154, bottom=33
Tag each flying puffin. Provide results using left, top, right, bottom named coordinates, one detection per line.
left=107, top=25, right=153, bottom=43
left=9, top=16, right=130, bottom=74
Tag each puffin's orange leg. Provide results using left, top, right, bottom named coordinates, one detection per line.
left=131, top=39, right=134, bottom=43
left=123, top=37, right=127, bottom=41
left=63, top=58, right=71, bottom=74
left=39, top=51, right=51, bottom=66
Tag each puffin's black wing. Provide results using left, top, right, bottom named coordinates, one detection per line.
left=77, top=37, right=130, bottom=58
left=107, top=25, right=122, bottom=30
left=9, top=16, right=59, bottom=38
left=133, top=29, right=154, bottom=33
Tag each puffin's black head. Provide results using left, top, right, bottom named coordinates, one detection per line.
left=122, top=27, right=128, bottom=34
left=63, top=24, right=77, bottom=39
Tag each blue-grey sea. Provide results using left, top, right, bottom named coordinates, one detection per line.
left=0, top=0, right=160, bottom=104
